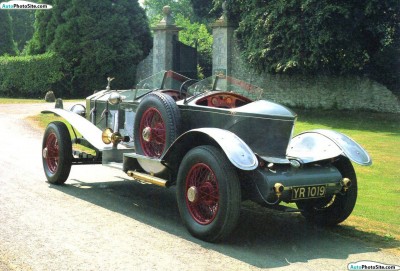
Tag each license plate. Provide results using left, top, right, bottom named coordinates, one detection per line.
left=291, top=185, right=326, bottom=200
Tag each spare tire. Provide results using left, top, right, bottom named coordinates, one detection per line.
left=134, top=92, right=181, bottom=158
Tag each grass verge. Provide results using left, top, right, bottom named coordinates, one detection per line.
left=0, top=98, right=83, bottom=104
left=294, top=109, right=399, bottom=254
left=0, top=98, right=46, bottom=104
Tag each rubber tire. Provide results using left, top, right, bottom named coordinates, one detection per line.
left=134, top=92, right=181, bottom=158
left=42, top=121, right=72, bottom=184
left=296, top=158, right=357, bottom=226
left=176, top=145, right=241, bottom=242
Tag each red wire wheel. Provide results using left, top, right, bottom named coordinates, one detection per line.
left=139, top=107, right=166, bottom=157
left=185, top=163, right=219, bottom=225
left=134, top=92, right=180, bottom=158
left=44, top=132, right=59, bottom=174
left=176, top=145, right=241, bottom=242
left=42, top=121, right=72, bottom=184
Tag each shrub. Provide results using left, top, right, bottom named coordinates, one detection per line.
left=0, top=52, right=64, bottom=98
left=28, top=0, right=152, bottom=97
left=0, top=10, right=15, bottom=56
left=214, top=0, right=399, bottom=93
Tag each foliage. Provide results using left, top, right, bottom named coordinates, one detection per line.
left=25, top=0, right=54, bottom=55
left=143, top=0, right=193, bottom=25
left=190, top=0, right=216, bottom=22
left=0, top=52, right=64, bottom=97
left=143, top=0, right=213, bottom=77
left=0, top=10, right=16, bottom=56
left=25, top=0, right=68, bottom=55
left=143, top=0, right=216, bottom=23
left=26, top=0, right=152, bottom=97
left=144, top=0, right=217, bottom=24
left=175, top=14, right=213, bottom=76
left=9, top=10, right=35, bottom=52
left=214, top=0, right=400, bottom=92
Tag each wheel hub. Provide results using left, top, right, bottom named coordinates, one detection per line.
left=42, top=147, right=48, bottom=158
left=187, top=186, right=198, bottom=203
left=142, top=127, right=152, bottom=142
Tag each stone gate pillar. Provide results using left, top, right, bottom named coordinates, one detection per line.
left=152, top=6, right=182, bottom=74
left=211, top=2, right=235, bottom=76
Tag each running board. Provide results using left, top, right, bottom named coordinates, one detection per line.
left=127, top=171, right=168, bottom=187
left=124, top=153, right=167, bottom=175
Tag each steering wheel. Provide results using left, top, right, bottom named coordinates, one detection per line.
left=179, top=79, right=198, bottom=99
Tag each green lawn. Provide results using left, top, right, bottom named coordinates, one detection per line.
left=293, top=109, right=400, bottom=239
left=0, top=98, right=83, bottom=104
left=0, top=98, right=46, bottom=104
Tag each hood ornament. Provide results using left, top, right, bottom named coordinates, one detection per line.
left=106, top=77, right=115, bottom=91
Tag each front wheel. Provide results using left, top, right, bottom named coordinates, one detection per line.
left=42, top=121, right=72, bottom=184
left=176, top=145, right=241, bottom=242
left=296, top=158, right=357, bottom=226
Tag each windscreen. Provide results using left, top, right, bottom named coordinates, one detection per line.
left=135, top=70, right=191, bottom=99
left=187, top=75, right=263, bottom=101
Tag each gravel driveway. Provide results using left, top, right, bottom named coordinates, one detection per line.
left=0, top=102, right=398, bottom=271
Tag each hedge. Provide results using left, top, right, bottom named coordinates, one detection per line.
left=0, top=52, right=64, bottom=98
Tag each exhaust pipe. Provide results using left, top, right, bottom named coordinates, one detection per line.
left=127, top=171, right=167, bottom=187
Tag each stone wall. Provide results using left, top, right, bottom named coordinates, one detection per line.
left=136, top=50, right=153, bottom=83
left=230, top=40, right=400, bottom=113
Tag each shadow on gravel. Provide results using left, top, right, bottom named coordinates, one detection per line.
left=50, top=178, right=397, bottom=269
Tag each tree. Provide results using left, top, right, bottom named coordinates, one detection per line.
left=143, top=0, right=214, bottom=77
left=214, top=0, right=400, bottom=92
left=9, top=10, right=35, bottom=52
left=143, top=0, right=193, bottom=25
left=175, top=14, right=213, bottom=77
left=28, top=0, right=152, bottom=96
left=190, top=0, right=217, bottom=22
left=25, top=0, right=66, bottom=55
left=0, top=11, right=16, bottom=56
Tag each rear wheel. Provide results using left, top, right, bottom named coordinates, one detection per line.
left=134, top=92, right=180, bottom=158
left=42, top=121, right=72, bottom=184
left=176, top=145, right=241, bottom=242
left=296, top=158, right=357, bottom=226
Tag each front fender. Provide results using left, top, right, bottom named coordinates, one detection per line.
left=287, top=129, right=372, bottom=166
left=42, top=108, right=107, bottom=150
left=162, top=128, right=258, bottom=171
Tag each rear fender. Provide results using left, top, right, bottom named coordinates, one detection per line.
left=162, top=128, right=258, bottom=171
left=42, top=108, right=107, bottom=150
left=287, top=129, right=372, bottom=166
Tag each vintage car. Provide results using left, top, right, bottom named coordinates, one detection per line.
left=41, top=70, right=372, bottom=242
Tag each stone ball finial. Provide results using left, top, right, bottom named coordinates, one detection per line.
left=159, top=5, right=174, bottom=26
left=222, top=1, right=227, bottom=12
left=162, top=5, right=171, bottom=16
left=218, top=1, right=228, bottom=22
